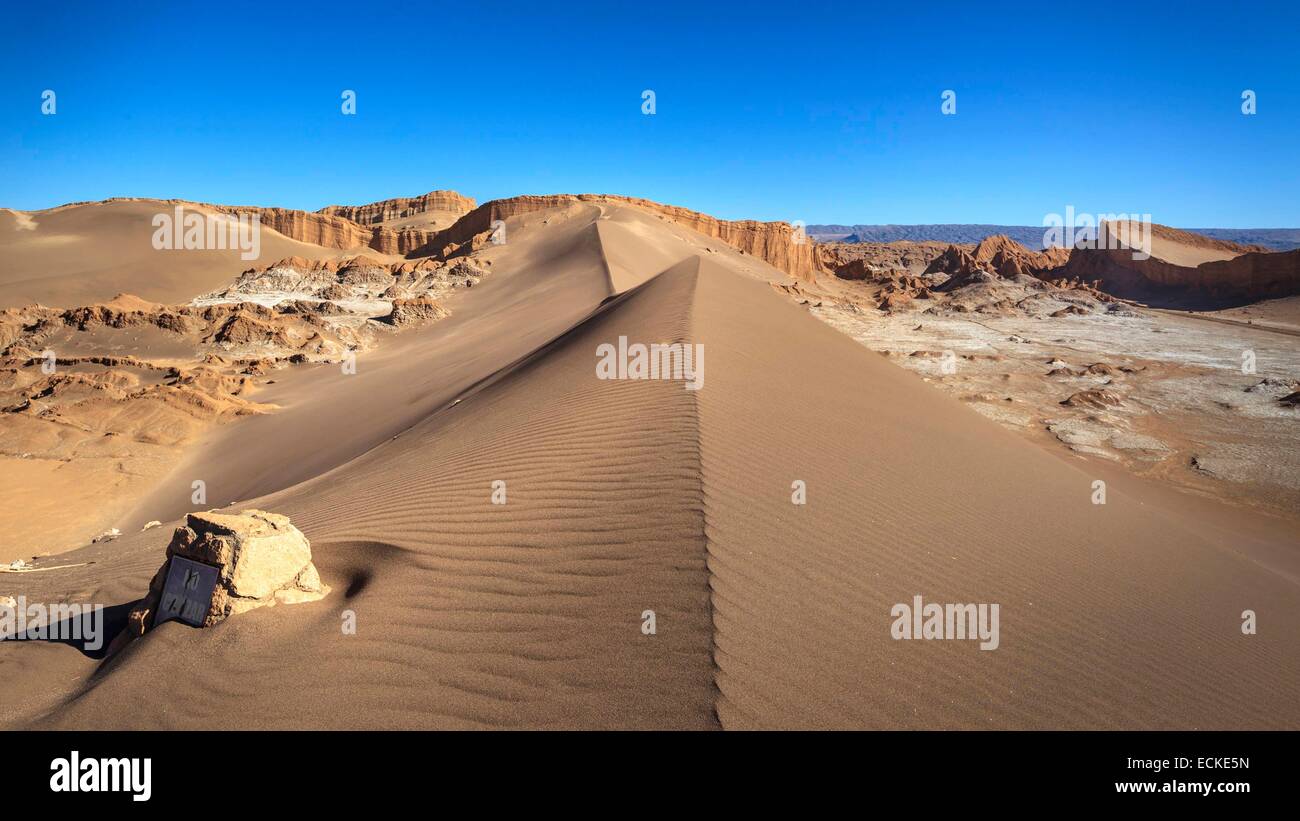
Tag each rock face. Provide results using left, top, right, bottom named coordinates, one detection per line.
left=318, top=190, right=476, bottom=225
left=206, top=253, right=483, bottom=322
left=971, top=234, right=1071, bottom=275
left=88, top=194, right=472, bottom=257
left=924, top=245, right=984, bottom=281
left=1061, top=388, right=1123, bottom=409
left=381, top=295, right=450, bottom=326
left=214, top=191, right=820, bottom=278
left=924, top=235, right=1070, bottom=281
left=1060, top=222, right=1298, bottom=307
left=819, top=240, right=953, bottom=279
left=126, top=510, right=327, bottom=636
left=79, top=192, right=822, bottom=280
left=423, top=194, right=825, bottom=283
left=212, top=206, right=438, bottom=256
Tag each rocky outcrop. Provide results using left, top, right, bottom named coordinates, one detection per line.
left=37, top=192, right=824, bottom=279
left=380, top=296, right=450, bottom=326
left=970, top=235, right=1070, bottom=276
left=1059, top=222, right=1298, bottom=307
left=1061, top=388, right=1123, bottom=409
left=924, top=235, right=1069, bottom=282
left=74, top=196, right=462, bottom=256
left=924, top=245, right=984, bottom=281
left=819, top=240, right=953, bottom=279
left=318, top=190, right=476, bottom=225
left=211, top=206, right=437, bottom=256
left=124, top=510, right=327, bottom=639
left=421, top=194, right=825, bottom=283
left=209, top=253, right=482, bottom=318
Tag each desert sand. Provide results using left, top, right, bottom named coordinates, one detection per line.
left=1, top=194, right=1297, bottom=729
left=0, top=201, right=381, bottom=307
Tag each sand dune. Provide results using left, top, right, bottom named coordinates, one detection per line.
left=1062, top=220, right=1300, bottom=307
left=1108, top=220, right=1262, bottom=267
left=0, top=201, right=376, bottom=308
left=690, top=253, right=1298, bottom=728
left=118, top=202, right=619, bottom=525
left=2, top=200, right=1296, bottom=730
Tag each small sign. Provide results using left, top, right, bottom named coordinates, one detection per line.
left=156, top=556, right=220, bottom=627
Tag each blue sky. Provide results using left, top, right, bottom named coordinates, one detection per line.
left=3, top=0, right=1298, bottom=226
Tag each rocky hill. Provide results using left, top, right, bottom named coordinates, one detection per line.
left=318, top=190, right=476, bottom=226
left=1060, top=222, right=1299, bottom=307
left=211, top=204, right=439, bottom=256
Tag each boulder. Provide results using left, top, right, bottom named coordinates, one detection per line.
left=1060, top=388, right=1123, bottom=409
left=379, top=295, right=450, bottom=326
left=125, top=509, right=327, bottom=639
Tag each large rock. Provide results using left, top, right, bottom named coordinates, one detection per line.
left=126, top=509, right=327, bottom=638
left=379, top=295, right=450, bottom=326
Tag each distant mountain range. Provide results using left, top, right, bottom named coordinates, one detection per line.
left=806, top=224, right=1300, bottom=252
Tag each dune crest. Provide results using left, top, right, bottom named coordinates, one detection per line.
left=415, top=193, right=822, bottom=282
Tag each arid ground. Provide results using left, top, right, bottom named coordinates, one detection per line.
left=1, top=192, right=1297, bottom=729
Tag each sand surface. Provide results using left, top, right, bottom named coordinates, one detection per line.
left=1, top=200, right=1296, bottom=729
left=1108, top=219, right=1251, bottom=267
left=0, top=201, right=364, bottom=307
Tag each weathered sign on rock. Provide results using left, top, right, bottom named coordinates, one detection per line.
left=156, top=556, right=220, bottom=627
left=123, top=509, right=328, bottom=643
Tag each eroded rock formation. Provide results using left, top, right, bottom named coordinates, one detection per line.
left=819, top=241, right=952, bottom=279
left=124, top=510, right=327, bottom=639
left=211, top=205, right=438, bottom=256
left=924, top=235, right=1069, bottom=281
left=318, top=190, right=476, bottom=225
left=424, top=194, right=824, bottom=282
left=1060, top=222, right=1299, bottom=307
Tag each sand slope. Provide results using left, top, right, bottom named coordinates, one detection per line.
left=2, top=202, right=1297, bottom=729
left=1063, top=221, right=1300, bottom=307
left=0, top=201, right=367, bottom=308
left=691, top=253, right=1298, bottom=728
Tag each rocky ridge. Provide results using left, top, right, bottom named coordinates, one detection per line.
left=318, top=190, right=476, bottom=225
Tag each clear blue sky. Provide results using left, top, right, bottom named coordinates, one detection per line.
left=3, top=0, right=1298, bottom=226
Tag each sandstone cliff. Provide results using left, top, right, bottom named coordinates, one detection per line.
left=318, top=190, right=476, bottom=225
left=1060, top=222, right=1298, bottom=307
left=26, top=193, right=823, bottom=281
left=211, top=205, right=438, bottom=256
left=422, top=194, right=824, bottom=283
